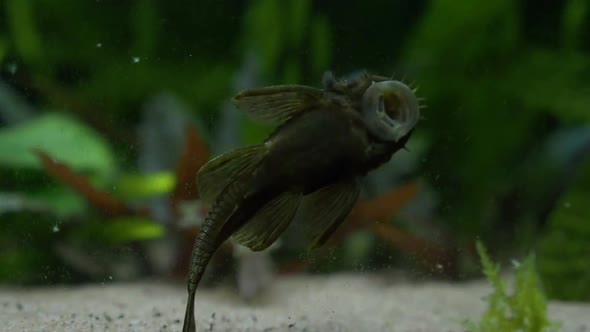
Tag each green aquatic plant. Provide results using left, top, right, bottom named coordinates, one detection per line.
left=463, top=241, right=559, bottom=332
left=238, top=0, right=332, bottom=145
left=0, top=93, right=202, bottom=284
left=538, top=153, right=590, bottom=301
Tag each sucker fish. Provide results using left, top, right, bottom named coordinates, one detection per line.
left=182, top=71, right=421, bottom=332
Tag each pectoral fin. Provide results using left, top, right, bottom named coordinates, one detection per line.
left=232, top=85, right=324, bottom=125
left=298, top=179, right=361, bottom=249
left=232, top=191, right=301, bottom=251
left=196, top=145, right=267, bottom=205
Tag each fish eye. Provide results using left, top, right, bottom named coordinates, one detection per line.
left=361, top=80, right=419, bottom=142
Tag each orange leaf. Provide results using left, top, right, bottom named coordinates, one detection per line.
left=356, top=182, right=420, bottom=223
left=327, top=182, right=419, bottom=244
left=34, top=149, right=142, bottom=217
left=171, top=125, right=210, bottom=210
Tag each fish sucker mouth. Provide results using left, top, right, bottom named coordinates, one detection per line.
left=362, top=80, right=420, bottom=142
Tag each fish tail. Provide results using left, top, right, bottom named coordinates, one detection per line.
left=182, top=291, right=196, bottom=332
left=182, top=145, right=268, bottom=332
left=186, top=175, right=246, bottom=293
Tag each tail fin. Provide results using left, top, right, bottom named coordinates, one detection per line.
left=182, top=145, right=267, bottom=332
left=182, top=291, right=196, bottom=332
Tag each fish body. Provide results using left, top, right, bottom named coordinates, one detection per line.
left=182, top=72, right=420, bottom=332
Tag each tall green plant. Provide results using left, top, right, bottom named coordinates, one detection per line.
left=238, top=0, right=332, bottom=145
left=539, top=157, right=590, bottom=301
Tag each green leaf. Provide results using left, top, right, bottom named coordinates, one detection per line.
left=70, top=218, right=164, bottom=246
left=539, top=161, right=590, bottom=301
left=241, top=0, right=283, bottom=78
left=5, top=0, right=42, bottom=64
left=0, top=113, right=116, bottom=180
left=29, top=187, right=86, bottom=218
left=115, top=171, right=175, bottom=200
left=288, top=0, right=311, bottom=47
left=343, top=230, right=374, bottom=266
left=0, top=248, right=58, bottom=284
left=132, top=0, right=158, bottom=57
left=508, top=50, right=590, bottom=123
left=0, top=37, right=6, bottom=63
left=282, top=58, right=300, bottom=84
left=466, top=241, right=559, bottom=332
left=403, top=0, right=518, bottom=71
left=562, top=0, right=588, bottom=50
left=102, top=217, right=164, bottom=244
left=476, top=241, right=505, bottom=295
left=310, top=17, right=331, bottom=77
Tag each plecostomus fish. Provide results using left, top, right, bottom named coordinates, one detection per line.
left=182, top=71, right=422, bottom=331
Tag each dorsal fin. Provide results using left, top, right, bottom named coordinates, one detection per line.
left=232, top=85, right=324, bottom=125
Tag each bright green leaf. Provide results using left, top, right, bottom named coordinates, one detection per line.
left=71, top=218, right=164, bottom=246
left=102, top=217, right=164, bottom=244
left=115, top=171, right=175, bottom=199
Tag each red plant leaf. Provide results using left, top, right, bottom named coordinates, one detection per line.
left=34, top=149, right=143, bottom=217
left=328, top=182, right=420, bottom=243
left=355, top=182, right=420, bottom=223
left=171, top=125, right=210, bottom=211
left=170, top=126, right=210, bottom=274
left=283, top=181, right=457, bottom=276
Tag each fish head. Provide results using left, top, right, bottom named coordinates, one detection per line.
left=322, top=71, right=421, bottom=143
left=361, top=78, right=420, bottom=142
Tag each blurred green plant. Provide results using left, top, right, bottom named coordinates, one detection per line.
left=538, top=153, right=590, bottom=301
left=0, top=113, right=115, bottom=180
left=0, top=0, right=270, bottom=285
left=67, top=217, right=164, bottom=248
left=1, top=0, right=239, bottom=147
left=400, top=0, right=590, bottom=262
left=463, top=241, right=559, bottom=332
left=238, top=0, right=332, bottom=145
left=0, top=110, right=119, bottom=221
left=0, top=111, right=168, bottom=283
left=5, top=0, right=42, bottom=65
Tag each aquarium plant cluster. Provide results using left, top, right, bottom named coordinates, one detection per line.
left=0, top=0, right=589, bottom=307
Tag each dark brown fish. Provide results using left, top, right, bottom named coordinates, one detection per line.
left=182, top=71, right=421, bottom=332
